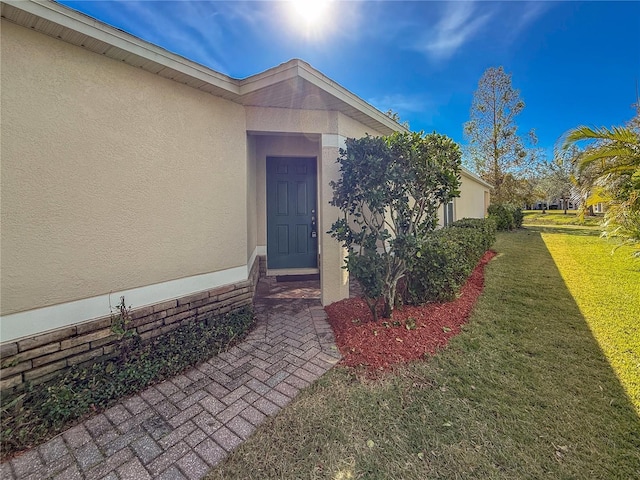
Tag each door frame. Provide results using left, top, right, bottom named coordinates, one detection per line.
left=265, top=156, right=319, bottom=274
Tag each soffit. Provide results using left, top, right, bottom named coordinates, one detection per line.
left=239, top=76, right=388, bottom=131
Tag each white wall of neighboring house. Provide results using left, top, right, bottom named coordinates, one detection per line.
left=532, top=199, right=579, bottom=210
left=439, top=170, right=492, bottom=226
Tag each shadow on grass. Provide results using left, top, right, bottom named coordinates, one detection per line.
left=524, top=224, right=602, bottom=237
left=482, top=229, right=638, bottom=414
left=412, top=228, right=640, bottom=475
left=207, top=228, right=640, bottom=479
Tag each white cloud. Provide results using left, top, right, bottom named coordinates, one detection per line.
left=100, top=1, right=267, bottom=73
left=368, top=93, right=442, bottom=126
left=418, top=2, right=493, bottom=62
left=506, top=2, right=550, bottom=42
left=369, top=93, right=429, bottom=113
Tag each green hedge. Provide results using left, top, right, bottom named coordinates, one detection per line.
left=488, top=204, right=523, bottom=230
left=511, top=206, right=524, bottom=228
left=1, top=306, right=254, bottom=457
left=446, top=217, right=496, bottom=251
left=404, top=218, right=495, bottom=305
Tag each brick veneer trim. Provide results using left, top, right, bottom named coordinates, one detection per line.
left=0, top=256, right=265, bottom=394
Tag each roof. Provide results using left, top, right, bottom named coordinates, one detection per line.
left=0, top=0, right=403, bottom=135
left=461, top=169, right=493, bottom=188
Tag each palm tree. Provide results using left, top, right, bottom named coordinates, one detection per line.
left=564, top=125, right=639, bottom=175
left=559, top=113, right=640, bottom=256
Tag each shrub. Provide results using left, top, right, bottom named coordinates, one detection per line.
left=488, top=204, right=514, bottom=230
left=488, top=204, right=523, bottom=230
left=0, top=306, right=254, bottom=458
left=404, top=218, right=495, bottom=305
left=404, top=230, right=472, bottom=304
left=329, top=132, right=462, bottom=320
left=510, top=205, right=524, bottom=228
left=450, top=217, right=497, bottom=251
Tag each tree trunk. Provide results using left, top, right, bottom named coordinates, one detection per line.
left=382, top=279, right=398, bottom=319
left=365, top=297, right=379, bottom=322
left=382, top=267, right=404, bottom=320
left=383, top=298, right=393, bottom=319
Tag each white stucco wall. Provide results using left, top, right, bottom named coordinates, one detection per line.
left=246, top=135, right=258, bottom=262
left=0, top=13, right=410, bottom=339
left=0, top=20, right=248, bottom=318
left=319, top=117, right=388, bottom=304
left=456, top=172, right=491, bottom=219
left=246, top=106, right=338, bottom=135
left=336, top=112, right=381, bottom=139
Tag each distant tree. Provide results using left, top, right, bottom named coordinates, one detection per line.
left=572, top=152, right=604, bottom=217
left=498, top=173, right=544, bottom=209
left=464, top=66, right=539, bottom=204
left=559, top=106, right=640, bottom=255
left=518, top=174, right=548, bottom=210
left=329, top=132, right=461, bottom=320
left=384, top=109, right=410, bottom=130
left=538, top=156, right=578, bottom=215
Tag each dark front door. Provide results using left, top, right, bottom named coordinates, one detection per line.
left=266, top=157, right=318, bottom=269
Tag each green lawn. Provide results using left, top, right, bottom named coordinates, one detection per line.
left=207, top=230, right=640, bottom=479
left=536, top=224, right=640, bottom=413
left=522, top=209, right=602, bottom=227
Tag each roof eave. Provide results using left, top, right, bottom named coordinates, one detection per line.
left=461, top=169, right=493, bottom=188
left=1, top=0, right=407, bottom=136
left=1, top=0, right=241, bottom=96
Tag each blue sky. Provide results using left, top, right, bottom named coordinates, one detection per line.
left=59, top=1, right=640, bottom=158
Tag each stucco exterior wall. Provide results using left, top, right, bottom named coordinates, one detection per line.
left=0, top=20, right=248, bottom=317
left=318, top=119, right=386, bottom=305
left=246, top=135, right=258, bottom=261
left=456, top=172, right=491, bottom=219
left=246, top=106, right=337, bottom=135
left=337, top=112, right=384, bottom=139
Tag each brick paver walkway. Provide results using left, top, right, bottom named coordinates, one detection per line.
left=1, top=277, right=340, bottom=480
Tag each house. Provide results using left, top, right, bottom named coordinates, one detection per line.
left=531, top=199, right=579, bottom=211
left=441, top=170, right=492, bottom=225
left=0, top=0, right=491, bottom=391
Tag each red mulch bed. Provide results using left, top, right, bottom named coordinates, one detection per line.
left=325, top=250, right=496, bottom=372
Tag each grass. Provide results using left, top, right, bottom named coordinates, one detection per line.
left=207, top=230, right=640, bottom=479
left=535, top=224, right=640, bottom=413
left=522, top=209, right=602, bottom=227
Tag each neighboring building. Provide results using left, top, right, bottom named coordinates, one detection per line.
left=0, top=0, right=491, bottom=391
left=440, top=170, right=492, bottom=226
left=532, top=199, right=579, bottom=210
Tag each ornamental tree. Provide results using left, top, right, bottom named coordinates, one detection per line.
left=329, top=131, right=461, bottom=320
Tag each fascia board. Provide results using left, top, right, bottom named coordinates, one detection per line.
left=461, top=168, right=493, bottom=188
left=237, top=61, right=300, bottom=95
